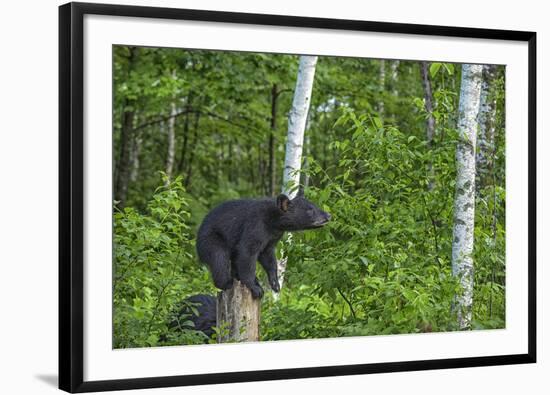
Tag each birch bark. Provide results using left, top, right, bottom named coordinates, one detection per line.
left=390, top=60, right=400, bottom=96
left=451, top=64, right=483, bottom=330
left=420, top=61, right=436, bottom=190
left=278, top=55, right=318, bottom=294
left=282, top=55, right=318, bottom=197
left=269, top=84, right=279, bottom=196
left=476, top=65, right=498, bottom=190
left=165, top=101, right=177, bottom=183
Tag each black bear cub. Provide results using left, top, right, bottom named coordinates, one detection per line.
left=197, top=193, right=331, bottom=299
left=171, top=294, right=217, bottom=338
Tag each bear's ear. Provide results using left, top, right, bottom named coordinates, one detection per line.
left=277, top=194, right=290, bottom=212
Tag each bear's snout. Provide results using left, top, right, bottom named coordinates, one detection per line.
left=311, top=211, right=331, bottom=228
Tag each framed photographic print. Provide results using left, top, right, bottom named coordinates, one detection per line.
left=59, top=1, right=537, bottom=392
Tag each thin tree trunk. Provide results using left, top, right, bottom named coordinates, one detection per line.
left=115, top=109, right=135, bottom=207
left=227, top=140, right=233, bottom=183
left=184, top=110, right=201, bottom=189
left=177, top=93, right=193, bottom=174
left=420, top=61, right=436, bottom=190
left=114, top=47, right=137, bottom=208
left=269, top=84, right=278, bottom=196
left=278, top=55, right=318, bottom=295
left=217, top=280, right=260, bottom=342
left=258, top=142, right=267, bottom=194
left=220, top=135, right=226, bottom=182
left=476, top=65, right=498, bottom=191
left=390, top=60, right=400, bottom=96
left=165, top=101, right=177, bottom=184
left=451, top=64, right=483, bottom=330
left=129, top=133, right=142, bottom=183
left=248, top=143, right=256, bottom=187
left=378, top=59, right=386, bottom=117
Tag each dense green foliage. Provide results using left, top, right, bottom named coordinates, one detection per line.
left=113, top=46, right=505, bottom=348
left=113, top=176, right=215, bottom=347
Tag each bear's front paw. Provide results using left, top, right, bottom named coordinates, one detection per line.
left=269, top=278, right=280, bottom=293
left=249, top=284, right=264, bottom=299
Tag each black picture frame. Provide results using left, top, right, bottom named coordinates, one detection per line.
left=59, top=2, right=537, bottom=393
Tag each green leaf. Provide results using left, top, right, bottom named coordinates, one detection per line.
left=443, top=63, right=455, bottom=75
left=372, top=116, right=383, bottom=129
left=429, top=62, right=442, bottom=78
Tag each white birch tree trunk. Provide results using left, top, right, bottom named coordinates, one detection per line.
left=282, top=55, right=318, bottom=197
left=420, top=61, right=436, bottom=190
left=476, top=65, right=498, bottom=189
left=390, top=60, right=400, bottom=96
left=277, top=55, right=318, bottom=296
left=165, top=101, right=177, bottom=183
left=451, top=64, right=483, bottom=330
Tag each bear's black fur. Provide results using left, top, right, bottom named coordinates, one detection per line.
left=171, top=294, right=216, bottom=338
left=196, top=193, right=331, bottom=298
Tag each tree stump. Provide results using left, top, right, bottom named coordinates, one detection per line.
left=216, top=280, right=260, bottom=342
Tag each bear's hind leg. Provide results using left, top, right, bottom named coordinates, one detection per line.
left=198, top=241, right=233, bottom=290
left=210, top=251, right=233, bottom=290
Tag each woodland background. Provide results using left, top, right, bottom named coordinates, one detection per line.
left=112, top=46, right=506, bottom=348
left=3, top=0, right=547, bottom=394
